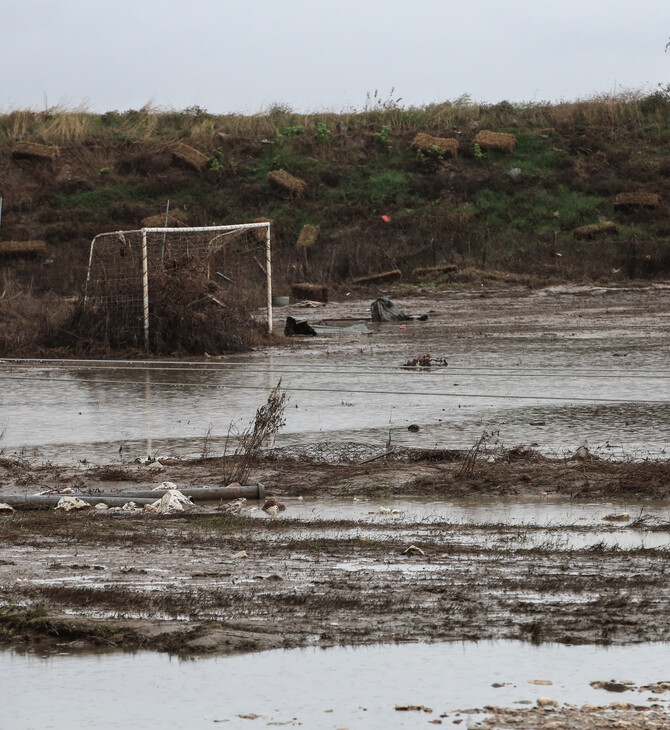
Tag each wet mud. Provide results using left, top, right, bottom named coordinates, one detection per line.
left=1, top=449, right=670, bottom=660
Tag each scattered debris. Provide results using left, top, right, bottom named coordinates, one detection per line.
left=573, top=221, right=619, bottom=240
left=473, top=130, right=517, bottom=153
left=11, top=140, right=60, bottom=160
left=402, top=544, right=425, bottom=556
left=0, top=241, right=48, bottom=259
left=296, top=224, right=320, bottom=249
left=144, top=489, right=195, bottom=514
left=219, top=497, right=247, bottom=514
left=353, top=270, right=402, bottom=286
left=573, top=440, right=591, bottom=460
left=290, top=282, right=328, bottom=302
left=613, top=192, right=661, bottom=209
left=602, top=513, right=630, bottom=522
left=267, top=169, right=307, bottom=196
left=153, top=481, right=178, bottom=491
left=262, top=497, right=286, bottom=516
left=371, top=296, right=408, bottom=321
left=411, top=132, right=459, bottom=157
left=172, top=142, right=208, bottom=172
left=413, top=264, right=458, bottom=278
left=403, top=354, right=447, bottom=367
left=54, top=496, right=92, bottom=511
left=284, top=316, right=317, bottom=336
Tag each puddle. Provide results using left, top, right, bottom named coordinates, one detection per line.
left=3, top=641, right=669, bottom=729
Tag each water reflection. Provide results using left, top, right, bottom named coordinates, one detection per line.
left=2, top=641, right=669, bottom=729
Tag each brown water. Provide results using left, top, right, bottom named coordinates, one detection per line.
left=2, top=287, right=670, bottom=464
left=2, top=641, right=669, bottom=729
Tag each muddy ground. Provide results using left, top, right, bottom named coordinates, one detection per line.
left=2, top=449, right=670, bottom=656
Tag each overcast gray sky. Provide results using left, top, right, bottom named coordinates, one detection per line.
left=2, top=0, right=669, bottom=113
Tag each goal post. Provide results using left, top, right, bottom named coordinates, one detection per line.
left=85, top=221, right=273, bottom=349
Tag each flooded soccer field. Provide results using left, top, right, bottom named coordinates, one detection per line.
left=2, top=285, right=670, bottom=464
left=2, top=286, right=670, bottom=728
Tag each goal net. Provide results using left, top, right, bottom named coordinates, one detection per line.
left=84, top=223, right=272, bottom=348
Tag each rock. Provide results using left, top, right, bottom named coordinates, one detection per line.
left=0, top=503, right=15, bottom=512
left=146, top=461, right=165, bottom=472
left=537, top=697, right=558, bottom=708
left=232, top=551, right=248, bottom=559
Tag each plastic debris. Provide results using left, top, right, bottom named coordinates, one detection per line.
left=54, top=496, right=92, bottom=511
left=94, top=503, right=109, bottom=511
left=145, top=489, right=194, bottom=514
left=573, top=440, right=590, bottom=460
left=0, top=502, right=15, bottom=513
left=219, top=497, right=247, bottom=514
left=403, top=544, right=425, bottom=556
left=232, top=550, right=248, bottom=559
left=153, top=481, right=177, bottom=491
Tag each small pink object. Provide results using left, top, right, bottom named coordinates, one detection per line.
left=399, top=325, right=407, bottom=330
left=381, top=214, right=391, bottom=223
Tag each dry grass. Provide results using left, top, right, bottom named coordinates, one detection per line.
left=0, top=275, right=73, bottom=356
left=473, top=130, right=516, bottom=153
left=222, top=382, right=288, bottom=485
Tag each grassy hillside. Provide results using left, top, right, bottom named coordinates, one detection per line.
left=1, top=91, right=670, bottom=296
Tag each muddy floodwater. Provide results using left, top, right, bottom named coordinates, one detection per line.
left=3, top=286, right=670, bottom=729
left=3, top=641, right=670, bottom=729
left=2, top=285, right=670, bottom=464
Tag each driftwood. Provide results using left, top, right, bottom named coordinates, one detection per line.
left=352, top=269, right=401, bottom=286
left=413, top=264, right=458, bottom=277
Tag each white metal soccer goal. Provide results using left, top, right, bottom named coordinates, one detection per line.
left=84, top=222, right=273, bottom=348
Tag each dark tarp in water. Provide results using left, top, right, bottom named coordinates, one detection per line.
left=370, top=297, right=410, bottom=322
left=284, top=316, right=317, bottom=336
